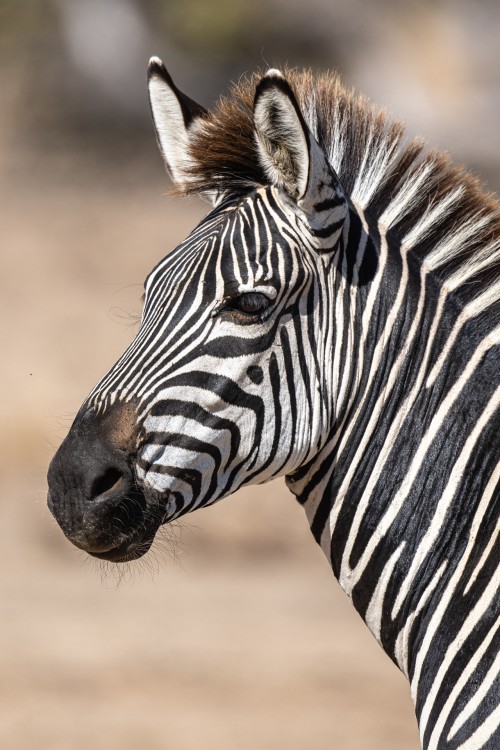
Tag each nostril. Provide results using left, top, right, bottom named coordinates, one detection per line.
left=90, top=467, right=124, bottom=501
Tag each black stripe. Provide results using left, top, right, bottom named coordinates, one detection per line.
left=314, top=197, right=343, bottom=212
left=311, top=217, right=345, bottom=239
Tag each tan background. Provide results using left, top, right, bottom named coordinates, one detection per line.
left=1, top=2, right=499, bottom=748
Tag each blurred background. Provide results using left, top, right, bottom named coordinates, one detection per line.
left=1, top=1, right=499, bottom=748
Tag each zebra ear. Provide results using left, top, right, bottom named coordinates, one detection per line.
left=254, top=70, right=348, bottom=247
left=147, top=57, right=207, bottom=187
left=253, top=70, right=310, bottom=200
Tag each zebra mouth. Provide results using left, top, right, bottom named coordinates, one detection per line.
left=88, top=533, right=156, bottom=563
left=84, top=483, right=169, bottom=564
left=88, top=479, right=182, bottom=563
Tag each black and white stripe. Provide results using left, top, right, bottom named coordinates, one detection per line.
left=54, top=62, right=500, bottom=749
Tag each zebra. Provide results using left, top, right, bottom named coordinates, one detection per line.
left=47, top=59, right=500, bottom=749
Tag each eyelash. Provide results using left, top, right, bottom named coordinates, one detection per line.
left=219, top=292, right=272, bottom=321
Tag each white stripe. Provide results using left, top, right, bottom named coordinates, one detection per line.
left=338, top=263, right=431, bottom=589
left=446, top=625, right=500, bottom=742
left=409, top=459, right=499, bottom=707
left=393, top=561, right=447, bottom=676
left=463, top=515, right=499, bottom=597
left=364, top=542, right=405, bottom=644
left=344, top=332, right=499, bottom=598
left=402, top=186, right=463, bottom=251
left=455, top=702, right=500, bottom=750
left=392, top=379, right=500, bottom=620
left=412, top=451, right=500, bottom=736
left=427, top=281, right=500, bottom=388
left=421, top=569, right=500, bottom=748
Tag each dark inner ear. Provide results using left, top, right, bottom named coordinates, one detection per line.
left=176, top=88, right=208, bottom=128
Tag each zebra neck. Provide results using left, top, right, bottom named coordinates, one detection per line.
left=286, top=206, right=499, bottom=723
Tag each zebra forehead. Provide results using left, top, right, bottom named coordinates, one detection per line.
left=152, top=187, right=297, bottom=266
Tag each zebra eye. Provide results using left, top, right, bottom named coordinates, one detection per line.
left=222, top=292, right=271, bottom=319
left=233, top=292, right=270, bottom=314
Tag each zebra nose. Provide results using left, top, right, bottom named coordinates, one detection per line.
left=48, top=424, right=131, bottom=503
left=89, top=465, right=126, bottom=502
left=48, top=439, right=127, bottom=535
left=47, top=404, right=141, bottom=553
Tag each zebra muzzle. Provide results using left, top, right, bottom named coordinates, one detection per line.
left=47, top=403, right=161, bottom=562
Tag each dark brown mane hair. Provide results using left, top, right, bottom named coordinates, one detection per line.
left=182, top=68, right=499, bottom=302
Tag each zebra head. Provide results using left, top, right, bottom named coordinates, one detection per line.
left=47, top=60, right=351, bottom=563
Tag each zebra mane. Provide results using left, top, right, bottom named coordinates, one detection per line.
left=183, top=68, right=499, bottom=301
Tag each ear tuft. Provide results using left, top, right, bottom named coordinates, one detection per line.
left=148, top=56, right=169, bottom=80
left=264, top=68, right=284, bottom=79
